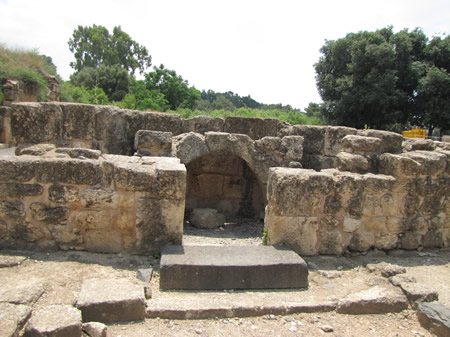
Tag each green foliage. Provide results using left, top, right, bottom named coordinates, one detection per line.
left=0, top=87, right=3, bottom=104
left=145, top=64, right=200, bottom=110
left=315, top=27, right=450, bottom=134
left=263, top=229, right=268, bottom=246
left=60, top=82, right=109, bottom=105
left=167, top=107, right=322, bottom=125
left=68, top=25, right=151, bottom=75
left=71, top=65, right=130, bottom=101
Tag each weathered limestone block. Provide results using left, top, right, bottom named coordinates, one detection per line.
left=324, top=126, right=357, bottom=156
left=337, top=285, right=408, bottom=314
left=343, top=217, right=361, bottom=233
left=267, top=168, right=332, bottom=217
left=348, top=232, right=375, bottom=252
left=403, top=138, right=436, bottom=152
left=15, top=143, right=56, bottom=156
left=379, top=153, right=421, bottom=177
left=358, top=129, right=404, bottom=153
left=173, top=132, right=209, bottom=164
left=319, top=230, right=343, bottom=255
left=134, top=130, right=173, bottom=156
left=398, top=282, right=438, bottom=304
left=0, top=220, right=7, bottom=239
left=401, top=151, right=447, bottom=176
left=223, top=116, right=278, bottom=140
left=0, top=200, right=25, bottom=219
left=279, top=125, right=326, bottom=155
left=400, top=231, right=422, bottom=249
left=281, top=136, right=304, bottom=161
left=343, top=134, right=383, bottom=153
left=10, top=102, right=62, bottom=144
left=24, top=305, right=82, bottom=337
left=55, top=148, right=101, bottom=159
left=75, top=211, right=111, bottom=230
left=422, top=230, right=446, bottom=248
left=76, top=279, right=146, bottom=323
left=0, top=278, right=44, bottom=306
left=48, top=184, right=79, bottom=204
left=417, top=302, right=450, bottom=337
left=59, top=102, right=96, bottom=141
left=0, top=156, right=39, bottom=182
left=36, top=159, right=102, bottom=185
left=265, top=213, right=319, bottom=255
left=0, top=303, right=32, bottom=337
left=136, top=198, right=184, bottom=253
left=0, top=183, right=43, bottom=197
left=84, top=229, right=124, bottom=253
left=182, top=115, right=224, bottom=134
left=190, top=208, right=225, bottom=229
left=103, top=155, right=186, bottom=199
left=28, top=202, right=69, bottom=225
left=336, top=152, right=369, bottom=173
left=80, top=187, right=114, bottom=208
left=374, top=232, right=398, bottom=250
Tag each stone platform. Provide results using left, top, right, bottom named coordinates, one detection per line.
left=159, top=245, right=309, bottom=290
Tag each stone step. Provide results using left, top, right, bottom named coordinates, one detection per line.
left=160, top=245, right=309, bottom=290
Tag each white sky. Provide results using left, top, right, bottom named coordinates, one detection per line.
left=1, top=0, right=449, bottom=110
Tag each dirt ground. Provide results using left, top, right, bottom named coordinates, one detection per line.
left=0, top=219, right=449, bottom=337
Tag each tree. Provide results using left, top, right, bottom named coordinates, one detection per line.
left=70, top=64, right=130, bottom=101
left=314, top=27, right=438, bottom=130
left=68, top=25, right=151, bottom=75
left=144, top=64, right=200, bottom=110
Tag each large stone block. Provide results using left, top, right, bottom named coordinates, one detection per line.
left=28, top=202, right=69, bottom=225
left=266, top=213, right=319, bottom=255
left=60, top=102, right=96, bottom=141
left=10, top=102, right=62, bottom=144
left=401, top=151, right=447, bottom=176
left=0, top=157, right=39, bottom=182
left=182, top=115, right=224, bottom=134
left=160, top=245, right=309, bottom=290
left=379, top=153, right=421, bottom=177
left=336, top=152, right=369, bottom=173
left=0, top=200, right=25, bottom=219
left=173, top=132, right=209, bottom=164
left=48, top=184, right=79, bottom=204
left=190, top=208, right=225, bottom=229
left=76, top=279, right=146, bottom=323
left=358, top=129, right=403, bottom=153
left=337, top=285, right=408, bottom=314
left=134, top=130, right=173, bottom=156
left=136, top=198, right=184, bottom=253
left=324, top=126, right=357, bottom=156
left=342, top=135, right=383, bottom=153
left=223, top=116, right=278, bottom=140
left=24, top=305, right=82, bottom=337
left=36, top=159, right=102, bottom=185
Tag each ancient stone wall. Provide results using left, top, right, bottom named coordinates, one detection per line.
left=266, top=147, right=449, bottom=255
left=0, top=145, right=186, bottom=254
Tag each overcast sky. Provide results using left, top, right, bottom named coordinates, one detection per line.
left=1, top=0, right=449, bottom=110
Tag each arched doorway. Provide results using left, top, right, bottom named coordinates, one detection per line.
left=185, top=150, right=265, bottom=219
left=183, top=150, right=265, bottom=245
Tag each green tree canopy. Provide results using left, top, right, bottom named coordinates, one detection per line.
left=68, top=25, right=151, bottom=75
left=315, top=27, right=449, bottom=135
left=70, top=64, right=130, bottom=101
left=144, top=64, right=200, bottom=110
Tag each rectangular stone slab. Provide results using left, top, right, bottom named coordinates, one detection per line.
left=160, top=245, right=308, bottom=290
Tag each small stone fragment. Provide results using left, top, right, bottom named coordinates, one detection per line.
left=82, top=322, right=108, bottom=337
left=137, top=268, right=153, bottom=283
left=144, top=286, right=152, bottom=299
left=390, top=274, right=417, bottom=287
left=366, top=262, right=406, bottom=278
left=398, top=282, right=439, bottom=304
left=320, top=325, right=334, bottom=332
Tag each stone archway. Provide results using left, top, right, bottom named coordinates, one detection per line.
left=185, top=150, right=265, bottom=220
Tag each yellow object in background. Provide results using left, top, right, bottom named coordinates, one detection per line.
left=402, top=129, right=427, bottom=139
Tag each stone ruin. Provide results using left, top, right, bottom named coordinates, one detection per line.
left=0, top=102, right=448, bottom=255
